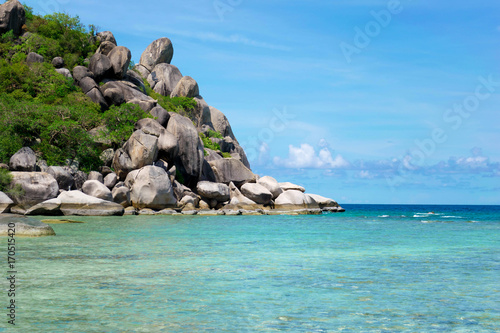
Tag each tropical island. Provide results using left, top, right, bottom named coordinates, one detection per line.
left=0, top=0, right=343, bottom=230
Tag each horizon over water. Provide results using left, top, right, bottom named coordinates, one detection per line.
left=1, top=204, right=498, bottom=332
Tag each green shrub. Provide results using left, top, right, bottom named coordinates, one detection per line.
left=0, top=169, right=12, bottom=192
left=199, top=132, right=221, bottom=151
left=206, top=129, right=223, bottom=139
left=222, top=152, right=232, bottom=158
left=102, top=104, right=151, bottom=147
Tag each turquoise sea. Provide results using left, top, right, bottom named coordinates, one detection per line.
left=1, top=204, right=499, bottom=332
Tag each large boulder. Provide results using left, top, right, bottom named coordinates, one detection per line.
left=78, top=76, right=98, bottom=94
left=134, top=118, right=163, bottom=137
left=112, top=186, right=130, bottom=207
left=55, top=68, right=72, bottom=79
left=196, top=181, right=230, bottom=202
left=96, top=41, right=116, bottom=56
left=208, top=106, right=236, bottom=141
left=240, top=183, right=272, bottom=205
left=101, top=80, right=154, bottom=105
left=46, top=166, right=74, bottom=191
left=0, top=0, right=25, bottom=36
left=133, top=64, right=151, bottom=80
left=57, top=190, right=124, bottom=216
left=86, top=88, right=108, bottom=110
left=24, top=198, right=62, bottom=216
left=279, top=182, right=305, bottom=192
left=257, top=176, right=282, bottom=199
left=150, top=106, right=170, bottom=127
left=112, top=130, right=158, bottom=180
left=82, top=180, right=113, bottom=201
left=170, top=76, right=199, bottom=98
left=228, top=182, right=257, bottom=207
left=191, top=96, right=212, bottom=129
left=108, top=46, right=131, bottom=79
left=96, top=31, right=117, bottom=45
left=125, top=166, right=176, bottom=210
left=124, top=70, right=147, bottom=94
left=274, top=190, right=317, bottom=209
left=26, top=52, right=44, bottom=64
left=9, top=172, right=59, bottom=205
left=166, top=113, right=204, bottom=188
left=157, top=130, right=178, bottom=162
left=306, top=194, right=338, bottom=209
left=51, top=57, right=64, bottom=68
left=9, top=147, right=36, bottom=171
left=73, top=66, right=94, bottom=82
left=147, top=63, right=182, bottom=96
left=139, top=37, right=174, bottom=71
left=0, top=191, right=14, bottom=214
left=208, top=158, right=256, bottom=186
left=88, top=53, right=113, bottom=81
left=103, top=173, right=117, bottom=189
left=0, top=216, right=55, bottom=237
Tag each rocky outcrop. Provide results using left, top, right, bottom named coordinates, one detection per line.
left=208, top=158, right=256, bottom=186
left=73, top=66, right=94, bottom=82
left=147, top=63, right=182, bottom=96
left=306, top=194, right=338, bottom=209
left=0, top=216, right=55, bottom=237
left=101, top=80, right=154, bottom=106
left=0, top=0, right=25, bottom=36
left=108, top=46, right=131, bottom=79
left=257, top=176, right=282, bottom=199
left=196, top=181, right=230, bottom=202
left=240, top=183, right=272, bottom=205
left=57, top=191, right=124, bottom=216
left=274, top=190, right=316, bottom=209
left=104, top=173, right=117, bottom=189
left=10, top=172, right=59, bottom=205
left=139, top=37, right=174, bottom=71
left=112, top=186, right=130, bottom=207
left=96, top=41, right=115, bottom=56
left=88, top=53, right=113, bottom=81
left=170, top=76, right=199, bottom=98
left=208, top=106, right=236, bottom=141
left=51, top=57, right=64, bottom=68
left=150, top=106, right=170, bottom=127
left=47, top=166, right=74, bottom=191
left=166, top=113, right=204, bottom=188
left=96, top=31, right=117, bottom=45
left=0, top=191, right=14, bottom=214
left=125, top=166, right=176, bottom=210
left=82, top=180, right=113, bottom=201
left=55, top=68, right=72, bottom=79
left=279, top=182, right=305, bottom=193
left=9, top=147, right=36, bottom=171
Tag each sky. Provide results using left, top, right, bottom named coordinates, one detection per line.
left=26, top=0, right=500, bottom=204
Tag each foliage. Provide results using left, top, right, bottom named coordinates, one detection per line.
left=199, top=132, right=221, bottom=151
left=102, top=104, right=151, bottom=148
left=175, top=168, right=185, bottom=185
left=222, top=152, right=232, bottom=158
left=206, top=129, right=223, bottom=139
left=0, top=169, right=12, bottom=192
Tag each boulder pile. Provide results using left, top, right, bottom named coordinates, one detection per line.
left=0, top=2, right=344, bottom=216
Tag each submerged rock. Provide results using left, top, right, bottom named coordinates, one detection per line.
left=0, top=215, right=55, bottom=237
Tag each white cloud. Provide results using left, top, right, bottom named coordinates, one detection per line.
left=274, top=143, right=349, bottom=169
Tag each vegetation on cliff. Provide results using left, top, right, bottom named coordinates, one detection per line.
left=0, top=5, right=196, bottom=172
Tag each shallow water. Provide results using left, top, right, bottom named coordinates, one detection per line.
left=1, top=205, right=499, bottom=332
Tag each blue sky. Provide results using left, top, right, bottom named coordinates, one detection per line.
left=27, top=0, right=500, bottom=204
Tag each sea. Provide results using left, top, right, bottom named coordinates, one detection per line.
left=0, top=204, right=499, bottom=332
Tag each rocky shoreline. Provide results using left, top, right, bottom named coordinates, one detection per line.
left=0, top=1, right=344, bottom=227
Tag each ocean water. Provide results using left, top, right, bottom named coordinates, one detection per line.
left=0, top=204, right=499, bottom=332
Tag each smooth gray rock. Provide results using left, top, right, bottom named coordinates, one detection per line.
left=150, top=106, right=170, bottom=127
left=73, top=171, right=88, bottom=191
left=57, top=190, right=124, bottom=216
left=147, top=63, right=182, bottom=96
left=122, top=129, right=159, bottom=170
left=0, top=0, right=25, bottom=36
left=0, top=191, right=14, bottom=214
left=9, top=147, right=36, bottom=171
left=73, top=66, right=94, bottom=82
left=124, top=70, right=147, bottom=93
left=166, top=113, right=204, bottom=188
left=126, top=166, right=177, bottom=210
left=134, top=118, right=163, bottom=137
left=191, top=96, right=212, bottom=129
left=82, top=180, right=113, bottom=201
left=99, top=148, right=115, bottom=166
left=111, top=148, right=134, bottom=180
left=257, top=176, right=283, bottom=199
left=86, top=87, right=108, bottom=110
left=112, top=186, right=130, bottom=207
left=47, top=166, right=74, bottom=191
left=88, top=171, right=103, bottom=183
left=55, top=68, right=72, bottom=79
left=78, top=76, right=98, bottom=94
left=10, top=172, right=59, bottom=205
left=104, top=173, right=117, bottom=189
left=204, top=148, right=223, bottom=162
left=26, top=52, right=44, bottom=64
left=96, top=41, right=115, bottom=56
left=24, top=198, right=62, bottom=216
left=139, top=37, right=173, bottom=71
left=0, top=215, right=55, bottom=237
left=170, top=76, right=199, bottom=98
left=108, top=46, right=131, bottom=79
left=133, top=64, right=150, bottom=80
left=157, top=130, right=178, bottom=162
left=241, top=183, right=272, bottom=205
left=101, top=80, right=155, bottom=105
left=89, top=53, right=112, bottom=81
left=274, top=190, right=317, bottom=210
left=200, top=159, right=216, bottom=182
left=279, top=182, right=305, bottom=192
left=306, top=193, right=338, bottom=209
left=127, top=98, right=156, bottom=112
left=208, top=158, right=256, bottom=186
left=51, top=57, right=64, bottom=68
left=208, top=106, right=236, bottom=141
left=196, top=181, right=230, bottom=202
left=96, top=31, right=117, bottom=45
